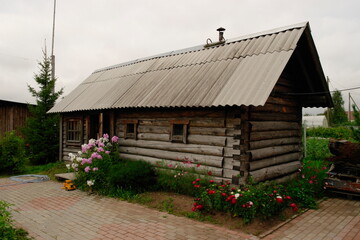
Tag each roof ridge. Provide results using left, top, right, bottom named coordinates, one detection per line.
left=93, top=22, right=308, bottom=74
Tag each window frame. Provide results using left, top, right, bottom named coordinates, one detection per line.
left=65, top=118, right=83, bottom=145
left=122, top=120, right=138, bottom=140
left=169, top=120, right=189, bottom=144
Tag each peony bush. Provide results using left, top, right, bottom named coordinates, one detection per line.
left=67, top=134, right=121, bottom=191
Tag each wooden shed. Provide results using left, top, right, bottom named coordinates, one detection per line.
left=0, top=99, right=31, bottom=137
left=49, top=22, right=333, bottom=184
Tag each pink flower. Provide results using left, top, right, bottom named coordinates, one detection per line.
left=309, top=180, right=313, bottom=184
left=84, top=166, right=91, bottom=173
left=103, top=133, right=109, bottom=139
left=97, top=147, right=104, bottom=152
left=111, top=136, right=119, bottom=143
left=105, top=151, right=111, bottom=154
left=92, top=167, right=98, bottom=171
left=167, top=164, right=173, bottom=168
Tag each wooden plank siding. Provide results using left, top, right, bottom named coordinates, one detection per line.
left=0, top=102, right=31, bottom=137
left=247, top=76, right=303, bottom=183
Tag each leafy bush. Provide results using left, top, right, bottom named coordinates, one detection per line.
left=192, top=179, right=297, bottom=224
left=155, top=160, right=212, bottom=196
left=0, top=200, right=30, bottom=240
left=306, top=126, right=353, bottom=140
left=107, top=160, right=156, bottom=192
left=0, top=131, right=27, bottom=174
left=305, top=138, right=333, bottom=161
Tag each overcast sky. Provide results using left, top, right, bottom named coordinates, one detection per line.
left=1, top=0, right=359, bottom=114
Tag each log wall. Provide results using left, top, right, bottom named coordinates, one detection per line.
left=247, top=76, right=303, bottom=182
left=116, top=108, right=241, bottom=182
left=0, top=102, right=31, bottom=137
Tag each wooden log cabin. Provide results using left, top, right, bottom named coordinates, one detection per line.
left=0, top=99, right=32, bottom=137
left=49, top=22, right=333, bottom=184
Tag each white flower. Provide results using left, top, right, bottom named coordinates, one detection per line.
left=78, top=151, right=82, bottom=155
left=87, top=180, right=95, bottom=186
left=66, top=164, right=71, bottom=169
left=231, top=192, right=234, bottom=194
left=89, top=139, right=96, bottom=145
left=76, top=157, right=82, bottom=162
left=234, top=193, right=240, bottom=199
left=68, top=153, right=76, bottom=161
left=248, top=201, right=253, bottom=206
left=237, top=189, right=241, bottom=192
left=71, top=163, right=78, bottom=169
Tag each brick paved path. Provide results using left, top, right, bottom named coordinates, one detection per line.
left=263, top=197, right=360, bottom=240
left=0, top=178, right=257, bottom=240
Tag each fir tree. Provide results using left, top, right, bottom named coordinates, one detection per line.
left=328, top=90, right=348, bottom=126
left=22, top=49, right=63, bottom=164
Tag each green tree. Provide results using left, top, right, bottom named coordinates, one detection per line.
left=329, top=90, right=348, bottom=126
left=22, top=49, right=63, bottom=165
left=351, top=105, right=360, bottom=141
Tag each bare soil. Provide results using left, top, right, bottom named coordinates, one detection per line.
left=134, top=191, right=297, bottom=236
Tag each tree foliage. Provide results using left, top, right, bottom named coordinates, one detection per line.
left=351, top=105, right=360, bottom=141
left=22, top=50, right=63, bottom=165
left=328, top=90, right=348, bottom=126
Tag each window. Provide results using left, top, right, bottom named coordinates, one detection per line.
left=123, top=120, right=138, bottom=139
left=66, top=119, right=82, bottom=144
left=170, top=120, right=189, bottom=143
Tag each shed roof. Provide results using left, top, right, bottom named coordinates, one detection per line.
left=49, top=22, right=332, bottom=113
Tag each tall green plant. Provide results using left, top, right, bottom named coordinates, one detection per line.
left=22, top=49, right=63, bottom=164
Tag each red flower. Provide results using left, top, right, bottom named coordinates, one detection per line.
left=273, top=190, right=277, bottom=194
left=195, top=178, right=201, bottom=182
left=285, top=196, right=292, bottom=200
left=192, top=181, right=197, bottom=184
left=207, top=171, right=213, bottom=176
left=231, top=187, right=236, bottom=191
left=209, top=180, right=215, bottom=183
left=231, top=198, right=237, bottom=205
left=192, top=207, right=196, bottom=211
left=292, top=207, right=299, bottom=212
left=309, top=180, right=313, bottom=184
left=276, top=197, right=283, bottom=203
left=221, top=193, right=227, bottom=197
left=242, top=204, right=246, bottom=208
left=196, top=204, right=203, bottom=209
left=221, top=184, right=226, bottom=188
left=196, top=164, right=201, bottom=167
left=194, top=185, right=201, bottom=188
left=208, top=190, right=216, bottom=195
left=290, top=203, right=297, bottom=208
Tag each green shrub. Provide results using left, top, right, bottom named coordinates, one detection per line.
left=305, top=138, right=333, bottom=161
left=306, top=126, right=353, bottom=140
left=0, top=200, right=30, bottom=240
left=155, top=161, right=212, bottom=196
left=0, top=131, right=27, bottom=174
left=107, top=160, right=156, bottom=192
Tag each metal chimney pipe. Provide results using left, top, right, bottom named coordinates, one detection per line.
left=217, top=27, right=225, bottom=42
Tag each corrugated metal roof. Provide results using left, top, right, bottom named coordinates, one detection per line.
left=49, top=22, right=326, bottom=113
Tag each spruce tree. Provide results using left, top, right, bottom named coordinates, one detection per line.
left=329, top=90, right=348, bottom=126
left=22, top=49, right=63, bottom=165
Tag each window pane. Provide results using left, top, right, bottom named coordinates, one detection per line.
left=127, top=123, right=135, bottom=134
left=173, top=124, right=183, bottom=136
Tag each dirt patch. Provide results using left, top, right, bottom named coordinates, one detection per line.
left=134, top=191, right=297, bottom=236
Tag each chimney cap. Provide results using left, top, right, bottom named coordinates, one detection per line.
left=217, top=27, right=226, bottom=32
